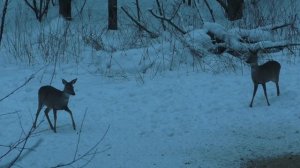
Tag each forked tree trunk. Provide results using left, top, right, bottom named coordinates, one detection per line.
left=59, top=0, right=72, bottom=20
left=108, top=0, right=118, bottom=30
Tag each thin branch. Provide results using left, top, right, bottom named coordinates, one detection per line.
left=40, top=0, right=51, bottom=20
left=73, top=0, right=87, bottom=18
left=169, top=1, right=182, bottom=21
left=155, top=0, right=166, bottom=30
left=204, top=0, right=215, bottom=22
left=0, top=111, right=19, bottom=117
left=0, top=65, right=46, bottom=102
left=261, top=43, right=300, bottom=51
left=79, top=0, right=87, bottom=15
left=7, top=126, right=35, bottom=168
left=0, top=121, right=43, bottom=163
left=24, top=0, right=36, bottom=12
left=271, top=15, right=297, bottom=31
left=215, top=0, right=228, bottom=13
left=73, top=108, right=88, bottom=160
left=50, top=125, right=110, bottom=168
left=148, top=9, right=186, bottom=34
left=193, top=0, right=204, bottom=24
left=121, top=6, right=158, bottom=38
left=0, top=0, right=9, bottom=45
left=1, top=120, right=43, bottom=167
left=50, top=22, right=70, bottom=85
left=135, top=0, right=141, bottom=24
left=0, top=144, right=33, bottom=151
left=24, top=0, right=51, bottom=22
left=0, top=75, right=34, bottom=102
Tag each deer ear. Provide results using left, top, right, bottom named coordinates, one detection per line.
left=71, top=78, right=77, bottom=84
left=62, top=79, right=67, bottom=85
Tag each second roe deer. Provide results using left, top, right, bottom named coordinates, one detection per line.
left=246, top=52, right=281, bottom=107
left=33, top=78, right=77, bottom=133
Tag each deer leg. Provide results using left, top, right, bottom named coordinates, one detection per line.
left=262, top=83, right=270, bottom=106
left=33, top=103, right=43, bottom=128
left=65, top=107, right=76, bottom=130
left=44, top=108, right=54, bottom=130
left=276, top=82, right=280, bottom=96
left=249, top=83, right=258, bottom=108
left=53, top=110, right=57, bottom=133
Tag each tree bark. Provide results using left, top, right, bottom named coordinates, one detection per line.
left=108, top=0, right=118, bottom=30
left=0, top=0, right=9, bottom=46
left=227, top=0, right=243, bottom=20
left=59, top=0, right=72, bottom=20
left=216, top=0, right=244, bottom=21
left=183, top=0, right=192, bottom=6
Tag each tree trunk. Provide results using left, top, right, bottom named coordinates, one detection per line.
left=227, top=0, right=244, bottom=21
left=59, top=0, right=72, bottom=20
left=183, top=0, right=192, bottom=6
left=108, top=0, right=118, bottom=30
left=216, top=0, right=244, bottom=21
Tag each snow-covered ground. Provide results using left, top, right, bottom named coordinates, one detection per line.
left=0, top=55, right=299, bottom=168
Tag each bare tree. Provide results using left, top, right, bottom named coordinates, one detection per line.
left=108, top=0, right=118, bottom=30
left=59, top=0, right=72, bottom=20
left=216, top=0, right=244, bottom=21
left=0, top=0, right=9, bottom=45
left=24, top=0, right=51, bottom=22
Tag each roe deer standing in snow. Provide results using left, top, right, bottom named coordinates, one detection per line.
left=246, top=52, right=281, bottom=107
left=33, top=79, right=77, bottom=133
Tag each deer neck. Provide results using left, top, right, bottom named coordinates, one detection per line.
left=62, top=90, right=71, bottom=99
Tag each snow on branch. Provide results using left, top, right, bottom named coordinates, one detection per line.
left=199, top=22, right=300, bottom=56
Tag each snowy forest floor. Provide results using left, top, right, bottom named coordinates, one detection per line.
left=0, top=56, right=300, bottom=168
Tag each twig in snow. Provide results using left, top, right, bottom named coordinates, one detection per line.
left=0, top=64, right=48, bottom=102
left=0, top=120, right=43, bottom=164
left=261, top=15, right=298, bottom=31
left=50, top=125, right=111, bottom=168
left=0, top=75, right=34, bottom=102
left=0, top=120, right=43, bottom=168
left=0, top=110, right=19, bottom=117
left=73, top=108, right=88, bottom=160
left=7, top=126, right=35, bottom=168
